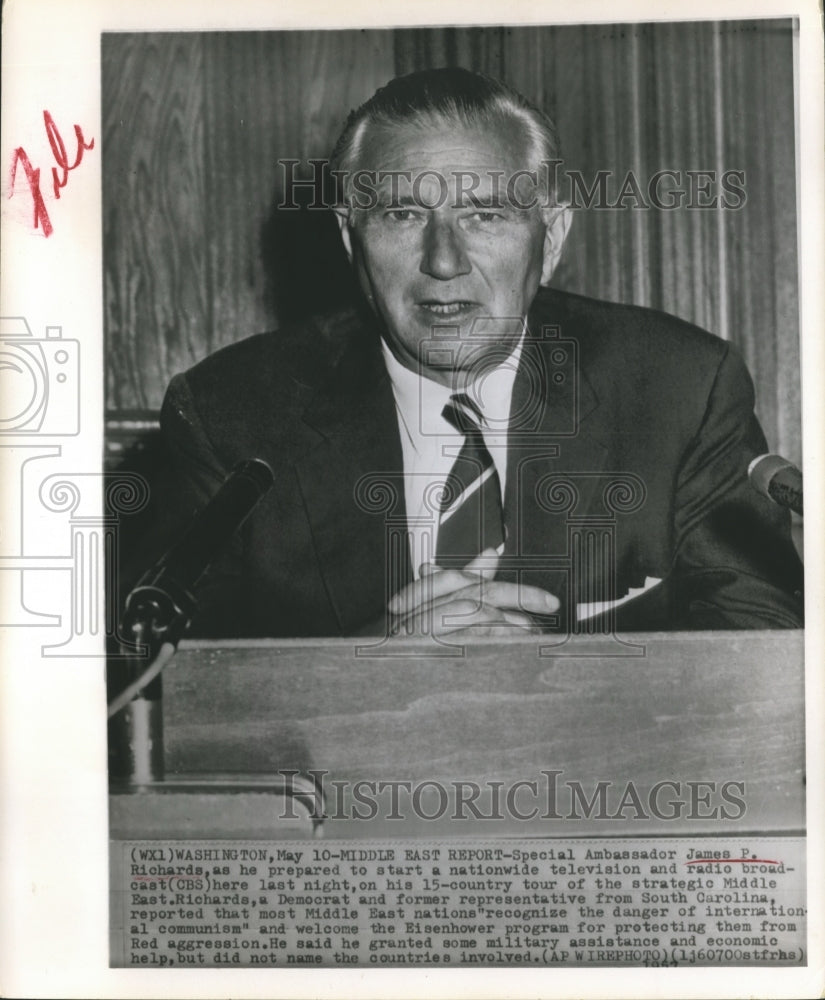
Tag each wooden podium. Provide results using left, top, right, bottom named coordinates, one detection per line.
left=109, top=630, right=804, bottom=839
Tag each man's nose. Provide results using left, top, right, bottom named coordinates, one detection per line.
left=419, top=216, right=471, bottom=280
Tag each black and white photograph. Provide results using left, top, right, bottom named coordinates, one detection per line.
left=1, top=2, right=823, bottom=997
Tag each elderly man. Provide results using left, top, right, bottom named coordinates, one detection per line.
left=142, top=68, right=802, bottom=637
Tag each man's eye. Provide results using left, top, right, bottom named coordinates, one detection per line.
left=468, top=211, right=504, bottom=224
left=385, top=209, right=421, bottom=222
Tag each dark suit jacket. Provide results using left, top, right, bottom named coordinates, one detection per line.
left=133, top=287, right=803, bottom=636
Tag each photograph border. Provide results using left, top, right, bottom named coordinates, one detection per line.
left=1, top=1, right=823, bottom=997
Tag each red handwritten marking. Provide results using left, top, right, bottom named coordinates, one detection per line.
left=8, top=110, right=94, bottom=237
left=685, top=858, right=781, bottom=865
left=8, top=149, right=52, bottom=235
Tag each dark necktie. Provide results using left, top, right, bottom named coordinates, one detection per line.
left=435, top=393, right=505, bottom=568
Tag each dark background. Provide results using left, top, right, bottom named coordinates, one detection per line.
left=102, top=20, right=800, bottom=466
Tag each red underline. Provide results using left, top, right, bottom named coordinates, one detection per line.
left=685, top=858, right=780, bottom=865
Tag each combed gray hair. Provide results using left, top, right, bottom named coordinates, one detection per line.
left=330, top=67, right=561, bottom=206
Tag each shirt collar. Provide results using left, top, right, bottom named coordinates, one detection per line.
left=380, top=332, right=525, bottom=443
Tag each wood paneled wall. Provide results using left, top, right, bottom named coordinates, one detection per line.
left=103, top=20, right=800, bottom=462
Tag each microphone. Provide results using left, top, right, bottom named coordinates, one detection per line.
left=122, top=458, right=275, bottom=647
left=748, top=453, right=803, bottom=516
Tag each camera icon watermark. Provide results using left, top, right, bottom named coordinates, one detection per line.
left=0, top=316, right=80, bottom=435
left=0, top=314, right=146, bottom=654
left=417, top=319, right=579, bottom=445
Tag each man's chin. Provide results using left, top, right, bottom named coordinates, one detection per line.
left=412, top=332, right=485, bottom=380
left=429, top=344, right=516, bottom=388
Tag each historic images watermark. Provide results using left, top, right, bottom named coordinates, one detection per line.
left=276, top=769, right=748, bottom=824
left=277, top=160, right=747, bottom=212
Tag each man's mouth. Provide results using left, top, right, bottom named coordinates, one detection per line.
left=417, top=300, right=479, bottom=317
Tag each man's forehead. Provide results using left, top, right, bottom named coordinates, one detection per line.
left=353, top=119, right=532, bottom=175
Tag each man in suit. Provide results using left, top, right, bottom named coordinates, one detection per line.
left=140, top=68, right=803, bottom=638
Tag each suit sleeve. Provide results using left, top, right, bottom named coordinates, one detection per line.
left=159, top=372, right=232, bottom=509
left=667, top=342, right=803, bottom=628
left=117, top=373, right=259, bottom=637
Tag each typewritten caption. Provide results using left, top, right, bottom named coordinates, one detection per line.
left=112, top=837, right=806, bottom=967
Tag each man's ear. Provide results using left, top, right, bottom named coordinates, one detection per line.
left=540, top=204, right=573, bottom=284
left=333, top=207, right=354, bottom=263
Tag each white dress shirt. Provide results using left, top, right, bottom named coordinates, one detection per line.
left=381, top=336, right=524, bottom=579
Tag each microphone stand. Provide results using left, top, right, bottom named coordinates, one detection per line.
left=108, top=577, right=194, bottom=784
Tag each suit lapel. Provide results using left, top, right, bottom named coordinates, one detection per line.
left=295, top=320, right=411, bottom=633
left=502, top=297, right=608, bottom=626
